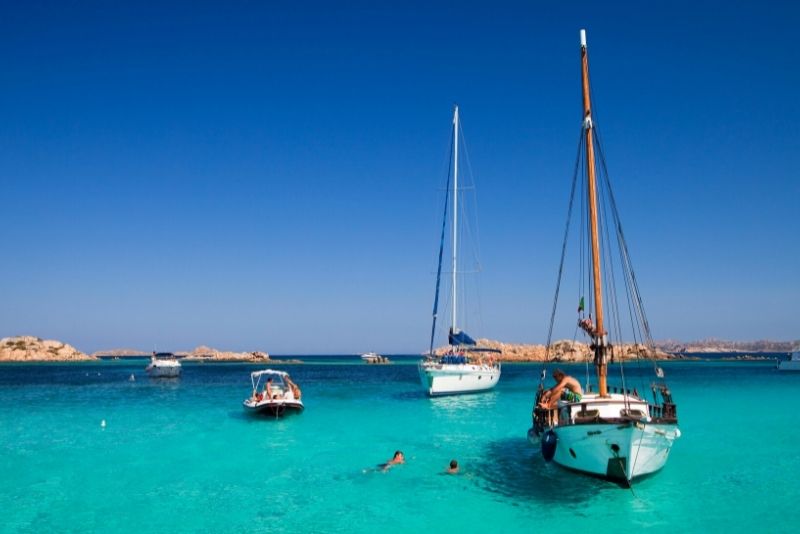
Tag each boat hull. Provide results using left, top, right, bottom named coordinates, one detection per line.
left=243, top=399, right=304, bottom=417
left=777, top=360, right=800, bottom=371
left=145, top=364, right=181, bottom=378
left=529, top=420, right=680, bottom=482
left=418, top=362, right=500, bottom=396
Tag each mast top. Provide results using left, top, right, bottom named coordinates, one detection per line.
left=580, top=29, right=587, bottom=48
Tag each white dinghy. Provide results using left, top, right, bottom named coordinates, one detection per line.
left=243, top=369, right=304, bottom=417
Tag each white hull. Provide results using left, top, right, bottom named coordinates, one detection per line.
left=145, top=360, right=181, bottom=378
left=418, top=362, right=500, bottom=396
left=549, top=421, right=679, bottom=481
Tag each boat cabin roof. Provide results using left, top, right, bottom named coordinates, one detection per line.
left=153, top=352, right=176, bottom=358
left=250, top=369, right=289, bottom=379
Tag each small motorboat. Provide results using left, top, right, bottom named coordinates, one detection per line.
left=243, top=369, right=304, bottom=417
left=777, top=349, right=800, bottom=371
left=145, top=352, right=181, bottom=378
left=361, top=352, right=390, bottom=364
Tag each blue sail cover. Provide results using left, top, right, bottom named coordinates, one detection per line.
left=449, top=328, right=476, bottom=347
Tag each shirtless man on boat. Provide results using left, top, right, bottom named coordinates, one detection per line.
left=538, top=369, right=583, bottom=409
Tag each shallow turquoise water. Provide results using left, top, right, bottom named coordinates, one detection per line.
left=1, top=358, right=798, bottom=533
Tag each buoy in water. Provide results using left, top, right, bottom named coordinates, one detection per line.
left=541, top=430, right=557, bottom=462
left=129, top=374, right=135, bottom=382
left=100, top=419, right=106, bottom=428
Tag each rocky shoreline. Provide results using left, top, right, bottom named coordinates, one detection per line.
left=435, top=339, right=688, bottom=362
left=1, top=335, right=791, bottom=363
left=1, top=336, right=273, bottom=363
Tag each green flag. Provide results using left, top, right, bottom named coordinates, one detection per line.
left=578, top=296, right=585, bottom=313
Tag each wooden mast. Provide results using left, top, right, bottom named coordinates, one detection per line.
left=580, top=29, right=608, bottom=397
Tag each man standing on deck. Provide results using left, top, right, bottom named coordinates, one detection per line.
left=538, top=369, right=583, bottom=409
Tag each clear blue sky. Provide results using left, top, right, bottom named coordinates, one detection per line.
left=1, top=1, right=798, bottom=354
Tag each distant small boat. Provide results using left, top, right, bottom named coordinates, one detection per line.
left=243, top=369, right=304, bottom=417
left=777, top=349, right=800, bottom=371
left=361, top=352, right=390, bottom=364
left=145, top=352, right=181, bottom=378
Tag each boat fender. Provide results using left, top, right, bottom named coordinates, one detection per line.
left=541, top=430, right=558, bottom=461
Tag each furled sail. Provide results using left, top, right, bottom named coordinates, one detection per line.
left=448, top=327, right=476, bottom=346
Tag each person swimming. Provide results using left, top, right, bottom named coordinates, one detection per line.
left=446, top=459, right=459, bottom=474
left=380, top=450, right=405, bottom=472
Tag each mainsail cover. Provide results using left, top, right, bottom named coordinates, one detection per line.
left=449, top=327, right=476, bottom=346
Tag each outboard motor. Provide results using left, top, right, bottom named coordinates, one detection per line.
left=541, top=430, right=558, bottom=462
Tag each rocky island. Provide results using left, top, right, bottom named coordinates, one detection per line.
left=655, top=338, right=798, bottom=353
left=93, top=345, right=272, bottom=362
left=1, top=336, right=95, bottom=362
left=180, top=345, right=270, bottom=362
left=436, top=339, right=687, bottom=362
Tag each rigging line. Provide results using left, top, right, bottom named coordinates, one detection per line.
left=593, top=129, right=660, bottom=381
left=594, top=127, right=653, bottom=350
left=579, top=150, right=587, bottom=315
left=594, top=127, right=647, bottom=396
left=596, top=151, right=631, bottom=408
left=428, top=132, right=454, bottom=357
left=457, top=117, right=484, bottom=267
left=544, top=128, right=585, bottom=366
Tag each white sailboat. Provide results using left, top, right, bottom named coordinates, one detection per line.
left=419, top=106, right=501, bottom=396
left=527, top=30, right=680, bottom=485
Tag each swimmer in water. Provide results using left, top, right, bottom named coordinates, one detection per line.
left=380, top=450, right=405, bottom=472
left=446, top=459, right=459, bottom=474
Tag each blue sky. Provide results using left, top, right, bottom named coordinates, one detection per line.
left=1, top=1, right=798, bottom=354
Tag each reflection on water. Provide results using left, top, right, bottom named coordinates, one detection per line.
left=474, top=437, right=614, bottom=505
left=391, top=390, right=427, bottom=401
left=428, top=391, right=499, bottom=416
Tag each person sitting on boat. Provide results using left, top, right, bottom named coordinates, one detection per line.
left=538, top=369, right=583, bottom=409
left=264, top=378, right=274, bottom=400
left=285, top=377, right=302, bottom=400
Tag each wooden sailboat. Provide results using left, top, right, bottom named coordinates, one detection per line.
left=527, top=30, right=680, bottom=484
left=418, top=105, right=501, bottom=396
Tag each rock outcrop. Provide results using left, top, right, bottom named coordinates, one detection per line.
left=435, top=338, right=679, bottom=362
left=0, top=336, right=94, bottom=362
left=91, top=349, right=149, bottom=358
left=180, top=345, right=270, bottom=362
left=655, top=338, right=798, bottom=353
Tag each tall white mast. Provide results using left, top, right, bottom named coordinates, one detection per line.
left=451, top=105, right=459, bottom=335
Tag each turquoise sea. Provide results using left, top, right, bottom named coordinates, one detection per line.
left=2, top=357, right=799, bottom=533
